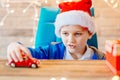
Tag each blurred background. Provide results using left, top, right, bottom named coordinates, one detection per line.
left=0, top=0, right=120, bottom=59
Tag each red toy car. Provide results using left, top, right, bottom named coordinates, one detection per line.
left=8, top=54, right=39, bottom=68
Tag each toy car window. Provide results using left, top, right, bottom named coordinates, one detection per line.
left=23, top=57, right=26, bottom=60
left=23, top=57, right=28, bottom=60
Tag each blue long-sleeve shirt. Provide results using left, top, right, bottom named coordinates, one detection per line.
left=28, top=42, right=105, bottom=60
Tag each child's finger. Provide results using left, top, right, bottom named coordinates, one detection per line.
left=15, top=48, right=23, bottom=62
left=19, top=45, right=31, bottom=57
left=10, top=51, right=18, bottom=62
left=7, top=53, right=12, bottom=63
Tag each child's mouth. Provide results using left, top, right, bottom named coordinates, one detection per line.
left=68, top=44, right=76, bottom=49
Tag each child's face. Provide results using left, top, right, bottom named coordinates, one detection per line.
left=60, top=25, right=92, bottom=54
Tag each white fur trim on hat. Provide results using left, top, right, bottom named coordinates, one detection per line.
left=54, top=10, right=95, bottom=37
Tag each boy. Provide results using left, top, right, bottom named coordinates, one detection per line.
left=7, top=0, right=105, bottom=62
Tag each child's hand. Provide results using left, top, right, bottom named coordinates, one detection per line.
left=7, top=42, right=32, bottom=63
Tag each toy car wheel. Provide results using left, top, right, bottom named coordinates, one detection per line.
left=10, top=63, right=15, bottom=68
left=31, top=63, right=37, bottom=68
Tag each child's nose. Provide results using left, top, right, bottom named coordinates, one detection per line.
left=68, top=35, right=76, bottom=43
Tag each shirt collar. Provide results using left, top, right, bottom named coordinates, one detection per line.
left=64, top=45, right=94, bottom=60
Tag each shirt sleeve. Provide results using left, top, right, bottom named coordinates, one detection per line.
left=27, top=46, right=50, bottom=59
left=27, top=43, right=65, bottom=59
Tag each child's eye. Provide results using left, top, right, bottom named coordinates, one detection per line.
left=75, top=33, right=82, bottom=36
left=62, top=32, right=68, bottom=36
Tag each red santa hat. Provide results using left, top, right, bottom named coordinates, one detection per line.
left=55, top=0, right=95, bottom=37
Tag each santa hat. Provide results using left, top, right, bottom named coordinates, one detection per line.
left=54, top=0, right=95, bottom=37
